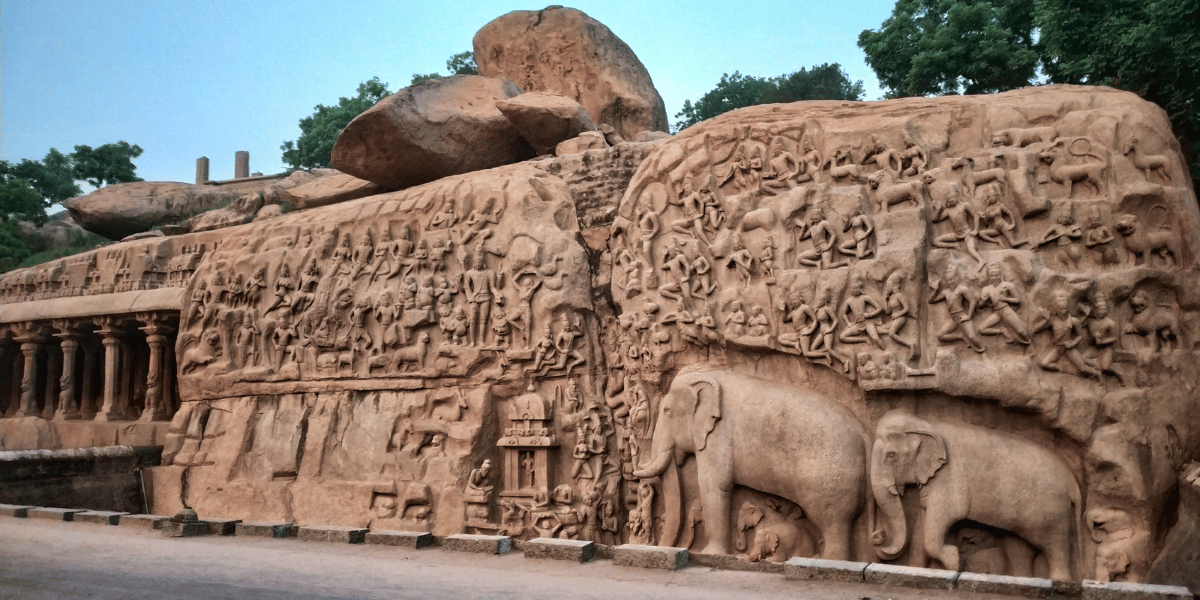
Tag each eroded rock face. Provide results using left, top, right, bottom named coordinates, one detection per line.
left=277, top=171, right=386, bottom=210
left=474, top=6, right=669, bottom=141
left=65, top=182, right=242, bottom=240
left=331, top=75, right=535, bottom=190
left=497, top=92, right=598, bottom=155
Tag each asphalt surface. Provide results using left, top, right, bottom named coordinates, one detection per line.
left=0, top=517, right=1015, bottom=600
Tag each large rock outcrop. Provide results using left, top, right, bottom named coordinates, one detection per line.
left=331, top=75, right=535, bottom=190
left=474, top=6, right=669, bottom=141
left=65, top=182, right=244, bottom=240
left=496, top=92, right=597, bottom=155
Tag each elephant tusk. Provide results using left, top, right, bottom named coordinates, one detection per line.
left=887, top=484, right=901, bottom=497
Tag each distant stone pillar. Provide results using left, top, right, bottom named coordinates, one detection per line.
left=138, top=312, right=170, bottom=422
left=80, top=341, right=97, bottom=419
left=162, top=331, right=177, bottom=418
left=41, top=343, right=61, bottom=420
left=94, top=316, right=125, bottom=422
left=235, top=151, right=250, bottom=179
left=53, top=320, right=81, bottom=421
left=13, top=324, right=45, bottom=418
left=195, top=157, right=210, bottom=185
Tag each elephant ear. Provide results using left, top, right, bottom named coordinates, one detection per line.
left=909, top=429, right=947, bottom=486
left=688, top=378, right=722, bottom=452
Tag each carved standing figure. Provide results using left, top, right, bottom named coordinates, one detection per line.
left=463, top=246, right=499, bottom=346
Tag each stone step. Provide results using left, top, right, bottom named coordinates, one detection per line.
left=523, top=538, right=595, bottom=563
left=73, top=511, right=129, bottom=525
left=235, top=522, right=295, bottom=538
left=363, top=530, right=433, bottom=548
left=444, top=533, right=512, bottom=554
left=26, top=508, right=83, bottom=521
left=0, top=504, right=35, bottom=518
left=296, top=526, right=367, bottom=544
left=612, top=544, right=688, bottom=571
left=119, top=514, right=169, bottom=529
left=202, top=519, right=241, bottom=536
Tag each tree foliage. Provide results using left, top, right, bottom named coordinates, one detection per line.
left=410, top=50, right=478, bottom=85
left=70, top=142, right=144, bottom=188
left=859, top=0, right=1200, bottom=181
left=281, top=77, right=392, bottom=170
left=674, top=64, right=865, bottom=131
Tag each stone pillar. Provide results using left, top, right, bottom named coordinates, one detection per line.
left=94, top=316, right=125, bottom=422
left=7, top=347, right=22, bottom=418
left=137, top=312, right=170, bottom=422
left=235, top=151, right=249, bottom=179
left=40, top=342, right=60, bottom=421
left=119, top=337, right=134, bottom=420
left=195, top=157, right=209, bottom=185
left=162, top=327, right=177, bottom=418
left=53, top=320, right=81, bottom=421
left=12, top=324, right=46, bottom=418
left=80, top=340, right=97, bottom=419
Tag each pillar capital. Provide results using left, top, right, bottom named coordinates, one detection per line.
left=11, top=321, right=48, bottom=345
left=52, top=319, right=80, bottom=340
left=136, top=311, right=174, bottom=337
left=93, top=315, right=124, bottom=336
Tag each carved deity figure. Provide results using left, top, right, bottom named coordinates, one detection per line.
left=882, top=272, right=915, bottom=349
left=465, top=459, right=493, bottom=503
left=900, top=139, right=927, bottom=178
left=724, top=300, right=747, bottom=338
left=463, top=247, right=499, bottom=346
left=977, top=263, right=1032, bottom=345
left=796, top=209, right=848, bottom=270
left=1088, top=292, right=1125, bottom=386
left=839, top=273, right=886, bottom=349
left=778, top=285, right=818, bottom=355
left=977, top=183, right=1026, bottom=248
left=1084, top=207, right=1120, bottom=268
left=839, top=204, right=876, bottom=260
left=1039, top=211, right=1085, bottom=271
left=669, top=179, right=709, bottom=243
left=759, top=136, right=800, bottom=194
left=810, top=286, right=852, bottom=372
left=929, top=264, right=986, bottom=353
left=725, top=234, right=754, bottom=288
left=1031, top=290, right=1100, bottom=377
left=928, top=170, right=985, bottom=268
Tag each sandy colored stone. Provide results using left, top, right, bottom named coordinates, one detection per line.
left=555, top=131, right=609, bottom=157
left=497, top=92, right=598, bottom=155
left=277, top=172, right=386, bottom=210
left=297, top=525, right=367, bottom=544
left=474, top=6, right=668, bottom=141
left=523, top=538, right=595, bottom=562
left=27, top=507, right=83, bottom=521
left=955, top=572, right=1054, bottom=599
left=74, top=510, right=128, bottom=525
left=782, top=557, right=868, bottom=583
left=864, top=563, right=958, bottom=590
left=120, top=515, right=169, bottom=529
left=364, top=530, right=433, bottom=548
left=444, top=534, right=512, bottom=554
left=0, top=504, right=33, bottom=517
left=613, top=545, right=688, bottom=570
left=235, top=522, right=294, bottom=538
left=331, top=75, right=533, bottom=189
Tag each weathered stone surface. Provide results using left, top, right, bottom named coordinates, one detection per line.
left=203, top=519, right=241, bottom=535
left=955, top=572, right=1055, bottom=599
left=74, top=510, right=128, bottom=525
left=555, top=131, right=609, bottom=157
left=864, top=564, right=958, bottom=590
left=277, top=172, right=386, bottom=210
left=20, top=213, right=89, bottom=252
left=235, top=522, right=294, bottom=538
left=66, top=182, right=245, bottom=240
left=474, top=6, right=668, bottom=141
left=332, top=75, right=533, bottom=189
left=297, top=525, right=367, bottom=544
left=523, top=538, right=595, bottom=562
left=364, top=530, right=433, bottom=548
left=27, top=507, right=83, bottom=521
left=497, top=92, right=598, bottom=155
left=612, top=545, right=688, bottom=570
left=162, top=520, right=208, bottom=537
left=444, top=534, right=512, bottom=554
left=782, top=557, right=868, bottom=583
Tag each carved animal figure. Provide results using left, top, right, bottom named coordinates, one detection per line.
left=991, top=126, right=1058, bottom=148
left=1123, top=290, right=1180, bottom=353
left=399, top=481, right=432, bottom=519
left=632, top=369, right=869, bottom=560
left=1114, top=214, right=1180, bottom=268
left=735, top=501, right=814, bottom=562
left=870, top=409, right=1082, bottom=581
left=1123, top=137, right=1171, bottom=185
left=867, top=170, right=923, bottom=213
left=394, top=332, right=431, bottom=372
left=1038, top=141, right=1104, bottom=198
left=180, top=330, right=221, bottom=374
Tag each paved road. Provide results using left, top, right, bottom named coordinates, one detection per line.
left=0, top=518, right=1009, bottom=600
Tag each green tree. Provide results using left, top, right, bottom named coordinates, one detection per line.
left=410, top=50, right=478, bottom=85
left=859, top=0, right=1200, bottom=181
left=675, top=65, right=865, bottom=131
left=281, top=77, right=392, bottom=170
left=12, top=148, right=81, bottom=208
left=69, top=142, right=143, bottom=188
left=857, top=0, right=1038, bottom=98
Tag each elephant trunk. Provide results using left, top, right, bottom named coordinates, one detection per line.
left=632, top=444, right=674, bottom=479
left=871, top=445, right=908, bottom=561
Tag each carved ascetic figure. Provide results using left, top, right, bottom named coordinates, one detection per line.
left=870, top=409, right=1082, bottom=581
left=882, top=272, right=914, bottom=350
left=632, top=369, right=869, bottom=560
left=929, top=265, right=985, bottom=353
left=976, top=264, right=1031, bottom=346
left=929, top=170, right=984, bottom=268
left=840, top=273, right=886, bottom=350
left=1031, top=290, right=1100, bottom=377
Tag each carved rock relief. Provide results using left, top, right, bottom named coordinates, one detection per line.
left=608, top=86, right=1200, bottom=580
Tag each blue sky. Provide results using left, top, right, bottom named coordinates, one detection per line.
left=2, top=0, right=897, bottom=189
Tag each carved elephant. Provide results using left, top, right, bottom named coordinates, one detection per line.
left=735, top=501, right=814, bottom=562
left=632, top=369, right=869, bottom=559
left=870, top=409, right=1083, bottom=581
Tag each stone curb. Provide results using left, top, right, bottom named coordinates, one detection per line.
left=864, top=562, right=958, bottom=590
left=235, top=522, right=295, bottom=538
left=0, top=504, right=35, bottom=518
left=783, top=557, right=869, bottom=583
left=364, top=530, right=434, bottom=548
left=74, top=511, right=129, bottom=526
left=162, top=521, right=208, bottom=537
left=444, top=534, right=512, bottom=554
left=119, top=514, right=169, bottom=529
left=26, top=508, right=83, bottom=522
left=612, top=544, right=688, bottom=571
left=297, top=526, right=368, bottom=544
left=956, top=572, right=1055, bottom=599
left=524, top=538, right=595, bottom=563
left=1082, top=580, right=1194, bottom=600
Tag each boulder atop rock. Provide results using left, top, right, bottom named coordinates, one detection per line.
left=497, top=92, right=597, bottom=155
left=278, top=171, right=385, bottom=210
left=473, top=6, right=668, bottom=142
left=65, top=182, right=238, bottom=241
left=331, top=75, right=534, bottom=190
